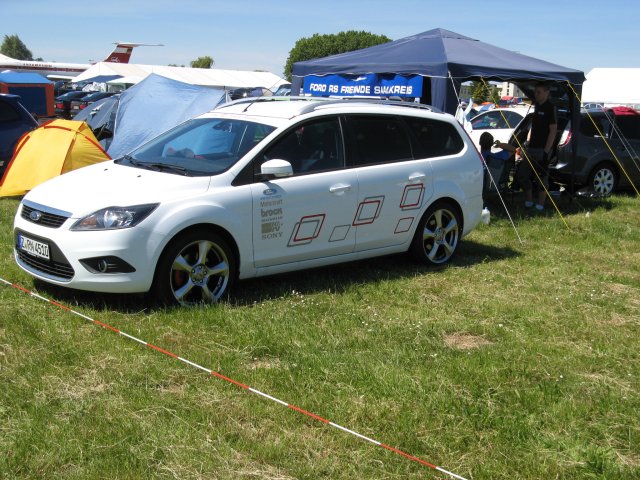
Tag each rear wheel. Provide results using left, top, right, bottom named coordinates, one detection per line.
left=588, top=163, right=617, bottom=196
left=152, top=229, right=236, bottom=306
left=410, top=202, right=461, bottom=265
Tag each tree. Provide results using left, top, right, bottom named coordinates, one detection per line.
left=1, top=34, right=33, bottom=60
left=284, top=30, right=391, bottom=81
left=190, top=56, right=214, bottom=69
left=470, top=81, right=491, bottom=103
left=470, top=80, right=501, bottom=104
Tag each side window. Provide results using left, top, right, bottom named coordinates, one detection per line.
left=348, top=115, right=412, bottom=166
left=504, top=111, right=523, bottom=128
left=615, top=116, right=640, bottom=140
left=405, top=116, right=464, bottom=158
left=262, top=117, right=343, bottom=174
left=580, top=114, right=608, bottom=137
left=472, top=111, right=506, bottom=130
left=0, top=101, right=20, bottom=123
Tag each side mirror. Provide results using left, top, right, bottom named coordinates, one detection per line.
left=260, top=159, right=293, bottom=178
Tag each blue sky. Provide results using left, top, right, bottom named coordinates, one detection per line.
left=1, top=0, right=638, bottom=77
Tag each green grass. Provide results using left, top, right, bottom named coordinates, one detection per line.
left=1, top=193, right=639, bottom=479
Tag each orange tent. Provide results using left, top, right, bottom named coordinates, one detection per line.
left=0, top=119, right=110, bottom=197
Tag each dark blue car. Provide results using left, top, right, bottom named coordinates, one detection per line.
left=0, top=94, right=38, bottom=178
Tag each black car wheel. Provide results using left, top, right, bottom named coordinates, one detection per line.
left=410, top=201, right=461, bottom=265
left=152, top=229, right=236, bottom=305
left=588, top=163, right=617, bottom=196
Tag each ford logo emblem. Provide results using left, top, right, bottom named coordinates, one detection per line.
left=29, top=210, right=43, bottom=222
left=263, top=188, right=277, bottom=196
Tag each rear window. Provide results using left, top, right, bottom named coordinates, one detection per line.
left=405, top=116, right=464, bottom=158
left=0, top=100, right=20, bottom=123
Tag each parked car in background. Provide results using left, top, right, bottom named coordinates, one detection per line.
left=69, top=91, right=116, bottom=114
left=54, top=90, right=91, bottom=119
left=466, top=105, right=532, bottom=152
left=273, top=83, right=292, bottom=96
left=13, top=97, right=485, bottom=305
left=0, top=94, right=39, bottom=178
left=229, top=87, right=273, bottom=100
left=550, top=107, right=640, bottom=195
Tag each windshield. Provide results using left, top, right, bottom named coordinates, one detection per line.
left=117, top=117, right=276, bottom=176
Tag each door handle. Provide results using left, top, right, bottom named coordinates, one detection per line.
left=408, top=173, right=426, bottom=182
left=329, top=184, right=351, bottom=194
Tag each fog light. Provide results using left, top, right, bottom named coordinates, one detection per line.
left=80, top=256, right=136, bottom=274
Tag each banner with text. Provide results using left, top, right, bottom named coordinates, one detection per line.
left=302, top=74, right=423, bottom=98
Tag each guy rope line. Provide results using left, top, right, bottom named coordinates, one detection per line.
left=480, top=78, right=570, bottom=229
left=565, top=81, right=640, bottom=196
left=448, top=73, right=523, bottom=243
left=0, top=276, right=469, bottom=480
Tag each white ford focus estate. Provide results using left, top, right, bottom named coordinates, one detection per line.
left=14, top=98, right=486, bottom=305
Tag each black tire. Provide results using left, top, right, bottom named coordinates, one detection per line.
left=588, top=163, right=617, bottom=196
left=410, top=201, right=461, bottom=265
left=152, top=229, right=236, bottom=306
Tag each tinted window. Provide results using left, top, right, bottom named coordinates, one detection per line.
left=615, top=116, right=640, bottom=140
left=580, top=114, right=608, bottom=137
left=262, top=117, right=343, bottom=174
left=405, top=116, right=464, bottom=158
left=0, top=101, right=20, bottom=123
left=348, top=115, right=412, bottom=165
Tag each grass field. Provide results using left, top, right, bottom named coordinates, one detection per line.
left=1, top=193, right=639, bottom=479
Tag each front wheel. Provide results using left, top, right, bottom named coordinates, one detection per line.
left=152, top=230, right=236, bottom=306
left=410, top=202, right=461, bottom=265
left=588, top=163, right=617, bottom=196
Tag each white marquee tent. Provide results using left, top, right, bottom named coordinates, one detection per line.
left=581, top=68, right=640, bottom=108
left=74, top=62, right=288, bottom=91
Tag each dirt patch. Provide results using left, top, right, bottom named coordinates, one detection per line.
left=248, top=357, right=282, bottom=370
left=443, top=333, right=492, bottom=350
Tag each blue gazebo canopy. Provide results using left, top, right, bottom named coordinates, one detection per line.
left=292, top=28, right=585, bottom=114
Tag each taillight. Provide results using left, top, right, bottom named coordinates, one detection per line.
left=79, top=104, right=87, bottom=110
left=559, top=129, right=571, bottom=147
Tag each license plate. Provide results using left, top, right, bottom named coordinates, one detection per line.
left=18, top=234, right=50, bottom=260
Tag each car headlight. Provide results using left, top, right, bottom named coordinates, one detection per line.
left=71, top=204, right=159, bottom=231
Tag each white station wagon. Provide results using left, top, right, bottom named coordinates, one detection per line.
left=14, top=98, right=486, bottom=305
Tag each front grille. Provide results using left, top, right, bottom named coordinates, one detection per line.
left=16, top=250, right=75, bottom=280
left=21, top=204, right=69, bottom=228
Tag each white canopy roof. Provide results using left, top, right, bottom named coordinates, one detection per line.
left=75, top=62, right=288, bottom=90
left=582, top=68, right=640, bottom=108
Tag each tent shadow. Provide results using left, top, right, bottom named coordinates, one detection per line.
left=32, top=239, right=519, bottom=312
left=484, top=190, right=616, bottom=220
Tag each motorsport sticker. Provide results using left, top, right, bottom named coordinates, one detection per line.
left=260, top=193, right=284, bottom=240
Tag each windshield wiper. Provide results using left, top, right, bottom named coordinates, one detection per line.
left=136, top=162, right=192, bottom=176
left=115, top=154, right=139, bottom=166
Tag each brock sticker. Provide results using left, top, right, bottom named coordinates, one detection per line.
left=259, top=195, right=284, bottom=240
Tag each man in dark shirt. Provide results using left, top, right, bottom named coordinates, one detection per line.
left=518, top=82, right=557, bottom=211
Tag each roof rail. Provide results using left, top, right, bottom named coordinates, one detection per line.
left=217, top=95, right=443, bottom=117
left=295, top=97, right=443, bottom=116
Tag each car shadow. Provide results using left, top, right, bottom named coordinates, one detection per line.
left=31, top=239, right=519, bottom=313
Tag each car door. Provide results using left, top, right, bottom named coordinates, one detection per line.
left=344, top=114, right=439, bottom=252
left=249, top=116, right=358, bottom=268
